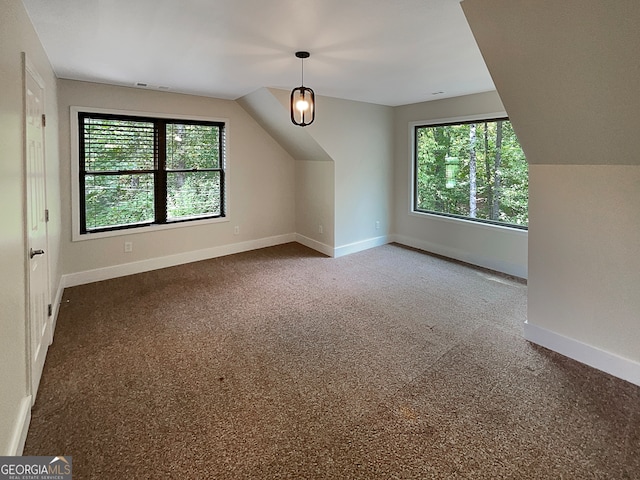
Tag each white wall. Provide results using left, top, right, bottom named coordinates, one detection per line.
left=251, top=88, right=394, bottom=256
left=58, top=80, right=296, bottom=278
left=308, top=95, right=394, bottom=253
left=393, top=92, right=528, bottom=278
left=237, top=88, right=335, bottom=254
left=0, top=0, right=61, bottom=454
left=529, top=166, right=640, bottom=361
left=295, top=160, right=335, bottom=252
left=462, top=0, right=640, bottom=384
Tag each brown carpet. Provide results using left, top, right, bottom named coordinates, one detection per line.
left=25, top=243, right=640, bottom=479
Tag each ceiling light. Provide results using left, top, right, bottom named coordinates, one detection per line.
left=290, top=51, right=315, bottom=127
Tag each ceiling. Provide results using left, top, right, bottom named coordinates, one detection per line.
left=21, top=0, right=495, bottom=107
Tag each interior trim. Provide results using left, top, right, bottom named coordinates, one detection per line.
left=62, top=234, right=296, bottom=288
left=524, top=322, right=640, bottom=387
left=333, top=235, right=390, bottom=258
left=393, top=233, right=527, bottom=279
left=294, top=234, right=333, bottom=257
left=7, top=396, right=31, bottom=456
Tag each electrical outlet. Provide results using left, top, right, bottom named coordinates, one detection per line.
left=375, top=220, right=381, bottom=230
left=234, top=226, right=240, bottom=235
left=124, top=241, right=133, bottom=253
left=319, top=224, right=323, bottom=234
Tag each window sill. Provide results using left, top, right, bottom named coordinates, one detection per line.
left=72, top=216, right=229, bottom=242
left=409, top=210, right=528, bottom=234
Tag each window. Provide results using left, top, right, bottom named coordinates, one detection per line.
left=77, top=112, right=225, bottom=234
left=413, top=118, right=528, bottom=228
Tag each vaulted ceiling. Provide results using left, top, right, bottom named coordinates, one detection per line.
left=21, top=0, right=494, bottom=106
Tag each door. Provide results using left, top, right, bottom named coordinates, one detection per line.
left=24, top=54, right=51, bottom=402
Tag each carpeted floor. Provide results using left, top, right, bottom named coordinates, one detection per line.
left=25, top=243, right=640, bottom=479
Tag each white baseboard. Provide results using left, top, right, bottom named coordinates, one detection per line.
left=62, top=233, right=296, bottom=288
left=333, top=235, right=390, bottom=258
left=6, top=396, right=32, bottom=456
left=295, top=234, right=392, bottom=258
left=392, top=233, right=527, bottom=279
left=50, top=281, right=64, bottom=341
left=295, top=234, right=333, bottom=257
left=61, top=232, right=523, bottom=288
left=524, top=322, right=640, bottom=387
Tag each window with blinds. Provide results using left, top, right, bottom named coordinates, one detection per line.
left=78, top=112, right=225, bottom=234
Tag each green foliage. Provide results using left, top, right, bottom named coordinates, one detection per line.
left=84, top=118, right=155, bottom=171
left=85, top=174, right=154, bottom=229
left=83, top=117, right=223, bottom=230
left=415, top=120, right=528, bottom=227
left=166, top=124, right=222, bottom=220
left=167, top=172, right=221, bottom=219
left=166, top=123, right=221, bottom=170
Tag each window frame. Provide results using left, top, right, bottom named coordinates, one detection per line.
left=71, top=106, right=230, bottom=241
left=410, top=112, right=528, bottom=231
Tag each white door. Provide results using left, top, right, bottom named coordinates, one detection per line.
left=24, top=54, right=51, bottom=402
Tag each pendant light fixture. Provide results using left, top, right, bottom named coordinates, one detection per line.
left=290, top=51, right=315, bottom=127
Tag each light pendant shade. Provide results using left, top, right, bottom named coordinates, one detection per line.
left=290, top=51, right=315, bottom=127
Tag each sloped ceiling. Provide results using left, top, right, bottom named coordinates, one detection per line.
left=237, top=88, right=332, bottom=162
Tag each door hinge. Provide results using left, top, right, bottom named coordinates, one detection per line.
left=42, top=114, right=46, bottom=127
left=45, top=209, right=49, bottom=222
left=48, top=304, right=52, bottom=317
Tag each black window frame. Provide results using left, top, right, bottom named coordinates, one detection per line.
left=413, top=116, right=528, bottom=231
left=78, top=112, right=226, bottom=234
